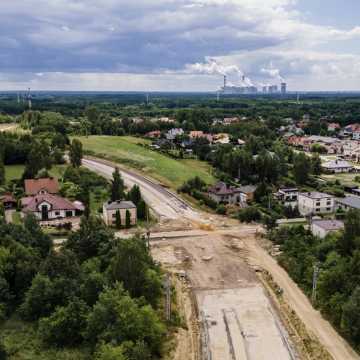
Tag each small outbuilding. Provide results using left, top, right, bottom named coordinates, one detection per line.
left=311, top=220, right=344, bottom=239
left=103, top=200, right=137, bottom=227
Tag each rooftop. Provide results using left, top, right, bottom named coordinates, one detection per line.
left=104, top=200, right=136, bottom=210
left=24, top=177, right=59, bottom=196
left=322, top=160, right=353, bottom=169
left=300, top=192, right=334, bottom=199
left=22, top=194, right=78, bottom=213
left=312, top=220, right=344, bottom=231
left=336, top=196, right=360, bottom=210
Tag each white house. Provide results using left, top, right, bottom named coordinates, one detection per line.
left=166, top=128, right=184, bottom=140
left=274, top=188, right=299, bottom=208
left=21, top=194, right=82, bottom=221
left=311, top=220, right=344, bottom=239
left=298, top=192, right=335, bottom=216
left=322, top=159, right=354, bottom=173
left=103, top=200, right=137, bottom=227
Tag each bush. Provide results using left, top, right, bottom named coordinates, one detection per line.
left=216, top=204, right=226, bottom=215
left=237, top=206, right=262, bottom=223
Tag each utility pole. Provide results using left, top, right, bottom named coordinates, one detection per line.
left=164, top=274, right=171, bottom=321
left=312, top=262, right=320, bottom=304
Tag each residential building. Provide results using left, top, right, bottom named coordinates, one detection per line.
left=274, top=188, right=299, bottom=208
left=213, top=133, right=230, bottom=144
left=298, top=192, right=335, bottom=216
left=237, top=185, right=257, bottom=203
left=322, top=159, right=354, bottom=173
left=145, top=130, right=161, bottom=138
left=103, top=200, right=137, bottom=227
left=223, top=117, right=240, bottom=125
left=21, top=193, right=83, bottom=221
left=0, top=194, right=17, bottom=209
left=208, top=182, right=244, bottom=205
left=327, top=123, right=341, bottom=132
left=311, top=220, right=344, bottom=239
left=24, top=177, right=59, bottom=196
left=336, top=196, right=360, bottom=211
left=166, top=128, right=184, bottom=140
left=353, top=130, right=360, bottom=140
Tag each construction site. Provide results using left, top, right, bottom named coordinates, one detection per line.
left=84, top=157, right=360, bottom=360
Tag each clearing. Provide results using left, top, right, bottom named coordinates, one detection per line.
left=76, top=135, right=215, bottom=189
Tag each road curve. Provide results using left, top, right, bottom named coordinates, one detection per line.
left=82, top=157, right=201, bottom=221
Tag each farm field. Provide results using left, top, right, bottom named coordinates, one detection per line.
left=76, top=136, right=215, bottom=189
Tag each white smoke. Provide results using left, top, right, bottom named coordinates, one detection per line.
left=260, top=62, right=285, bottom=82
left=185, top=58, right=254, bottom=86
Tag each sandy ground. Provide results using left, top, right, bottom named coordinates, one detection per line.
left=86, top=156, right=359, bottom=360
left=152, top=233, right=297, bottom=360
left=0, top=124, right=17, bottom=132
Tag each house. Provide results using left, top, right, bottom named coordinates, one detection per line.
left=311, top=220, right=344, bottom=239
left=353, top=130, right=360, bottom=141
left=237, top=185, right=257, bottom=203
left=274, top=188, right=299, bottom=208
left=223, top=117, right=240, bottom=125
left=21, top=193, right=83, bottom=221
left=213, top=133, right=230, bottom=144
left=208, top=182, right=246, bottom=205
left=322, top=159, right=354, bottom=173
left=145, top=130, right=161, bottom=138
left=344, top=123, right=360, bottom=136
left=298, top=192, right=335, bottom=216
left=336, top=196, right=360, bottom=212
left=24, top=178, right=59, bottom=196
left=0, top=194, right=17, bottom=209
left=166, top=128, right=184, bottom=140
left=328, top=123, right=340, bottom=132
left=132, top=117, right=145, bottom=124
left=189, top=131, right=213, bottom=143
left=158, top=117, right=175, bottom=123
left=103, top=200, right=137, bottom=227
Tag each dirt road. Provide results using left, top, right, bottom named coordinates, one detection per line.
left=152, top=233, right=297, bottom=360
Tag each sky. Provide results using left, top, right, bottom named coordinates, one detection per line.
left=0, top=0, right=359, bottom=92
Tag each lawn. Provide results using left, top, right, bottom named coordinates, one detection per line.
left=76, top=136, right=216, bottom=189
left=5, top=165, right=67, bottom=184
left=320, top=173, right=360, bottom=186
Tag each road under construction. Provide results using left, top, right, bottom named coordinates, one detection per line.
left=83, top=156, right=360, bottom=360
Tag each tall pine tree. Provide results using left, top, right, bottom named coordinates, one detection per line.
left=111, top=167, right=125, bottom=201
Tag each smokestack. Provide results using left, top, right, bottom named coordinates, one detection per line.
left=224, top=75, right=227, bottom=88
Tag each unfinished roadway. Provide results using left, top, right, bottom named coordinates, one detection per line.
left=83, top=156, right=359, bottom=360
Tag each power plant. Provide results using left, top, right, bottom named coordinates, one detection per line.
left=220, top=75, right=287, bottom=95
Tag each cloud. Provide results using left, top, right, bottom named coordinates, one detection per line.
left=0, top=0, right=360, bottom=90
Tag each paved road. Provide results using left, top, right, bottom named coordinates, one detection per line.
left=82, top=157, right=201, bottom=221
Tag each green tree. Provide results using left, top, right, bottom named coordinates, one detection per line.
left=38, top=298, right=89, bottom=346
left=85, top=284, right=165, bottom=355
left=341, top=286, right=360, bottom=344
left=137, top=200, right=147, bottom=220
left=125, top=210, right=131, bottom=228
left=128, top=185, right=142, bottom=206
left=0, top=340, right=6, bottom=360
left=66, top=216, right=114, bottom=262
left=0, top=157, right=4, bottom=185
left=115, top=210, right=122, bottom=229
left=94, top=343, right=128, bottom=360
left=293, top=153, right=310, bottom=185
left=69, top=139, right=83, bottom=168
left=311, top=153, right=322, bottom=175
left=111, top=167, right=125, bottom=201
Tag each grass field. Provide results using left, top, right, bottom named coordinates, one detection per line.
left=5, top=165, right=67, bottom=184
left=320, top=173, right=360, bottom=186
left=76, top=136, right=216, bottom=188
left=1, top=316, right=90, bottom=360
